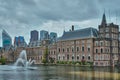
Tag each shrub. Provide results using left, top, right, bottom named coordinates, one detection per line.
left=81, top=60, right=87, bottom=65
left=0, top=57, right=6, bottom=65
left=75, top=63, right=80, bottom=66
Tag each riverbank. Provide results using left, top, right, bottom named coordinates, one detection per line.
left=33, top=63, right=93, bottom=67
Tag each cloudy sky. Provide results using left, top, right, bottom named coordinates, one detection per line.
left=0, top=0, right=120, bottom=46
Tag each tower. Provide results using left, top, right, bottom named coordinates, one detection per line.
left=98, top=13, right=119, bottom=66
left=30, top=30, right=39, bottom=42
left=2, top=30, right=12, bottom=50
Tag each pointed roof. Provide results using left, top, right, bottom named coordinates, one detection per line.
left=101, top=13, right=107, bottom=25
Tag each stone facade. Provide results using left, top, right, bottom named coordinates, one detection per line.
left=57, top=38, right=94, bottom=62
left=93, top=13, right=119, bottom=66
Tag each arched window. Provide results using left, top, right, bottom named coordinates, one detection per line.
left=96, top=49, right=98, bottom=53
left=67, top=55, right=69, bottom=60
left=77, top=56, right=79, bottom=60
left=72, top=56, right=74, bottom=60
left=82, top=56, right=84, bottom=60
left=88, top=56, right=90, bottom=60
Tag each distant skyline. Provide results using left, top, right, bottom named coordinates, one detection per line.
left=0, top=0, right=120, bottom=47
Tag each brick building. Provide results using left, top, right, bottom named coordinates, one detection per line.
left=57, top=27, right=98, bottom=62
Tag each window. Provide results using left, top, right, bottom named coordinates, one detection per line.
left=82, top=46, right=84, bottom=52
left=96, top=49, right=98, bottom=53
left=105, top=28, right=109, bottom=32
left=108, top=49, right=109, bottom=53
left=49, top=51, right=50, bottom=55
left=67, top=48, right=69, bottom=52
left=106, top=34, right=109, bottom=38
left=54, top=51, right=55, bottom=55
left=72, top=47, right=74, bottom=52
left=51, top=51, right=53, bottom=55
left=88, top=48, right=90, bottom=52
left=77, top=47, right=79, bottom=52
left=71, top=41, right=74, bottom=45
left=95, top=41, right=98, bottom=46
left=82, top=40, right=85, bottom=44
left=82, top=56, right=84, bottom=60
left=95, top=62, right=98, bottom=65
left=88, top=56, right=90, bottom=60
left=67, top=55, right=69, bottom=60
left=100, top=41, right=103, bottom=46
left=101, top=48, right=103, bottom=53
left=63, top=48, right=65, bottom=52
left=62, top=42, right=65, bottom=45
left=58, top=48, right=60, bottom=52
left=100, top=28, right=103, bottom=33
left=77, top=56, right=79, bottom=60
left=76, top=41, right=79, bottom=44
left=72, top=56, right=74, bottom=60
left=87, top=40, right=91, bottom=43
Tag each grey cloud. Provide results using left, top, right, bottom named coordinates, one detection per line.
left=0, top=0, right=119, bottom=46
left=0, top=0, right=100, bottom=26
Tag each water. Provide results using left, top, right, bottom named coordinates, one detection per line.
left=0, top=65, right=120, bottom=80
left=0, top=50, right=120, bottom=80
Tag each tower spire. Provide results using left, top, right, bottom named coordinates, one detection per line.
left=101, top=13, right=107, bottom=25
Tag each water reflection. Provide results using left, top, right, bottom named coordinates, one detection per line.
left=0, top=65, right=120, bottom=80
left=69, top=67, right=120, bottom=80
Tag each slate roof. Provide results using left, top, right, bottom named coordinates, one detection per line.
left=58, top=27, right=98, bottom=41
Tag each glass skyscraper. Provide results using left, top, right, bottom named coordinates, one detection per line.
left=14, top=36, right=27, bottom=47
left=49, top=32, right=57, bottom=43
left=30, top=30, right=38, bottom=42
left=40, top=30, right=49, bottom=41
left=2, top=30, right=12, bottom=50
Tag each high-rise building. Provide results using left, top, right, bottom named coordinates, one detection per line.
left=30, top=30, right=38, bottom=42
left=2, top=30, right=12, bottom=50
left=14, top=36, right=27, bottom=47
left=40, top=30, right=49, bottom=41
left=49, top=32, right=57, bottom=43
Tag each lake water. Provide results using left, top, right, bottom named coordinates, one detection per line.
left=0, top=65, right=120, bottom=80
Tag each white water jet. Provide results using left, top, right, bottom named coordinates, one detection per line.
left=14, top=50, right=35, bottom=67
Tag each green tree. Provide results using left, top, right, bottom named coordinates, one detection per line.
left=42, top=47, right=49, bottom=64
left=49, top=57, right=55, bottom=63
left=0, top=56, right=6, bottom=65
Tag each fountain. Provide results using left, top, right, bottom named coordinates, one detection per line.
left=0, top=50, right=37, bottom=71
left=14, top=50, right=35, bottom=67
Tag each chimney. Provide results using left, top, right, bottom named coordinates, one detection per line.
left=72, top=25, right=74, bottom=31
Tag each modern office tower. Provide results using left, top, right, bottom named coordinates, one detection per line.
left=14, top=36, right=27, bottom=47
left=40, top=30, right=49, bottom=41
left=2, top=30, right=12, bottom=50
left=49, top=32, right=57, bottom=43
left=30, top=30, right=38, bottom=42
